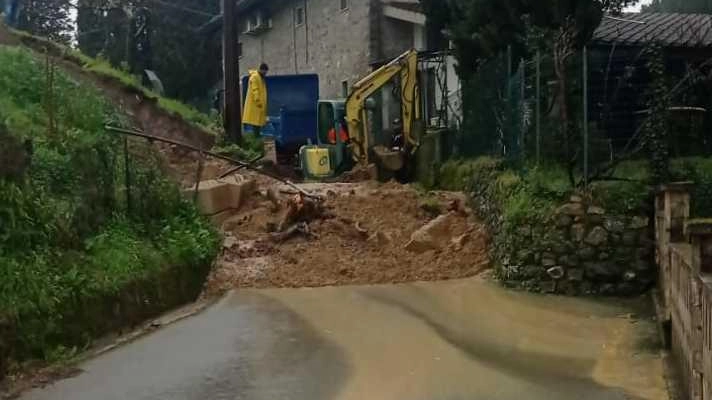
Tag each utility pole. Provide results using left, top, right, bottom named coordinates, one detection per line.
left=222, top=0, right=242, bottom=143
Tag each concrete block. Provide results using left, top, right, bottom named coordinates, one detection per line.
left=184, top=177, right=256, bottom=216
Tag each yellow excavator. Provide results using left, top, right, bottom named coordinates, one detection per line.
left=300, top=49, right=424, bottom=179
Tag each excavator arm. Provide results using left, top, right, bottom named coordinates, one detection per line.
left=345, top=49, right=421, bottom=165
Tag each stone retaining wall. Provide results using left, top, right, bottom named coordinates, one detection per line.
left=0, top=261, right=211, bottom=378
left=475, top=193, right=655, bottom=296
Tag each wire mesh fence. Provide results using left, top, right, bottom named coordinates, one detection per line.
left=457, top=42, right=712, bottom=183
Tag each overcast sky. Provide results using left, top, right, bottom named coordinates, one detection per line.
left=624, top=0, right=653, bottom=12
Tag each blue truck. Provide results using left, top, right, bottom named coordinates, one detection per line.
left=241, top=73, right=319, bottom=165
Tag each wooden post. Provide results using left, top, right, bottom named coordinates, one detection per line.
left=657, top=182, right=693, bottom=322
left=685, top=218, right=711, bottom=400
left=222, top=0, right=242, bottom=143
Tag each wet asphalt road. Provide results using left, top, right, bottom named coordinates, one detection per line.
left=22, top=278, right=668, bottom=400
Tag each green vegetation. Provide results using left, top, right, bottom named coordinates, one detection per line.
left=670, top=158, right=712, bottom=217
left=212, top=132, right=265, bottom=162
left=0, top=46, right=220, bottom=361
left=11, top=28, right=219, bottom=133
left=441, top=157, right=650, bottom=219
left=442, top=155, right=712, bottom=223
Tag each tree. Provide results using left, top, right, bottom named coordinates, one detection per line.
left=76, top=0, right=222, bottom=106
left=15, top=0, right=73, bottom=44
left=421, top=0, right=636, bottom=183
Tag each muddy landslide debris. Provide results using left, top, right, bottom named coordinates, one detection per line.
left=202, top=181, right=490, bottom=297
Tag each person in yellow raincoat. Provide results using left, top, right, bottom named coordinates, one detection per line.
left=243, top=63, right=269, bottom=136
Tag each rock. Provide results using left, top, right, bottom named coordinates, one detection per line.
left=584, top=262, right=618, bottom=281
left=570, top=195, right=583, bottom=203
left=598, top=252, right=610, bottom=260
left=555, top=214, right=573, bottom=228
left=223, top=235, right=239, bottom=249
left=571, top=224, right=585, bottom=242
left=368, top=231, right=392, bottom=246
left=517, top=225, right=532, bottom=238
left=639, top=230, right=653, bottom=245
left=516, top=250, right=534, bottom=264
left=622, top=231, right=638, bottom=246
left=587, top=206, right=605, bottom=215
left=600, top=283, right=616, bottom=295
left=616, top=282, right=637, bottom=296
left=542, top=252, right=556, bottom=267
left=615, top=247, right=630, bottom=259
left=557, top=203, right=585, bottom=216
left=610, top=233, right=622, bottom=244
left=623, top=271, right=637, bottom=282
left=577, top=246, right=597, bottom=261
left=451, top=233, right=470, bottom=251
left=604, top=218, right=625, bottom=233
left=580, top=281, right=594, bottom=294
left=568, top=268, right=584, bottom=281
left=547, top=266, right=566, bottom=280
left=558, top=255, right=578, bottom=267
left=588, top=215, right=604, bottom=225
left=522, top=265, right=541, bottom=279
left=629, top=216, right=649, bottom=229
left=541, top=281, right=557, bottom=293
left=405, top=213, right=458, bottom=253
left=585, top=226, right=608, bottom=247
left=634, top=259, right=652, bottom=272
left=550, top=242, right=566, bottom=255
left=542, top=258, right=556, bottom=267
left=637, top=246, right=653, bottom=259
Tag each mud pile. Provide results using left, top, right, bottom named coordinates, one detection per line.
left=203, top=181, right=490, bottom=296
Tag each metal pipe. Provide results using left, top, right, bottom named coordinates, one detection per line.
left=105, top=125, right=319, bottom=199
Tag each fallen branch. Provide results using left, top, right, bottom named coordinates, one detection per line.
left=271, top=223, right=315, bottom=243
left=277, top=193, right=324, bottom=232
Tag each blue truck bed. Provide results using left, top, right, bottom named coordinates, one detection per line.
left=241, top=73, right=319, bottom=163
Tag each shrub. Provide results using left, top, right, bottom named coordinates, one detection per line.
left=0, top=46, right=220, bottom=361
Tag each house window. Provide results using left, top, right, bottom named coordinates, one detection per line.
left=295, top=6, right=305, bottom=26
left=341, top=80, right=349, bottom=98
left=340, top=0, right=349, bottom=11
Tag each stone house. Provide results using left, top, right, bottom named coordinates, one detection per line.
left=235, top=0, right=461, bottom=127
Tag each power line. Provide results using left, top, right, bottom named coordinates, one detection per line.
left=142, top=0, right=216, bottom=18
left=71, top=0, right=217, bottom=18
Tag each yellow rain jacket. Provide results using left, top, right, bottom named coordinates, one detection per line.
left=242, top=70, right=268, bottom=127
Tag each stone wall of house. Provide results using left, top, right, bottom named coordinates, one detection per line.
left=238, top=0, right=419, bottom=98
left=238, top=0, right=374, bottom=98
left=474, top=193, right=656, bottom=296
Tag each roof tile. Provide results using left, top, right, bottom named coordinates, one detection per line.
left=593, top=13, right=712, bottom=48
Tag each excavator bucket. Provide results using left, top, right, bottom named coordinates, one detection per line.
left=372, top=145, right=405, bottom=172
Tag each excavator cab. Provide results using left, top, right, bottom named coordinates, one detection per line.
left=300, top=49, right=427, bottom=181
left=299, top=100, right=351, bottom=179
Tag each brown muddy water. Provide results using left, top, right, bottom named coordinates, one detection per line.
left=22, top=276, right=667, bottom=400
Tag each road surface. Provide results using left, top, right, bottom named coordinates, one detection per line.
left=23, top=277, right=668, bottom=400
